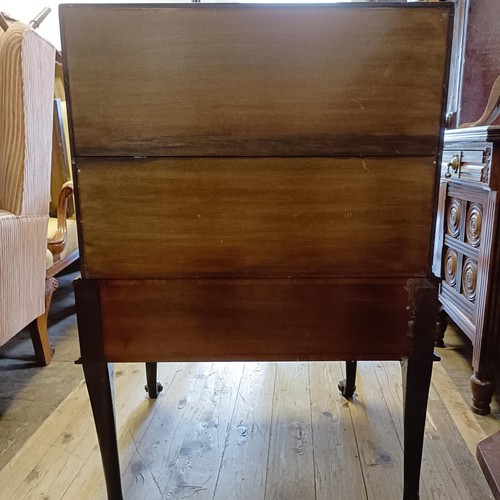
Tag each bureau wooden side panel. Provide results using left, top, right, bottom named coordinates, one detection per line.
left=76, top=157, right=435, bottom=279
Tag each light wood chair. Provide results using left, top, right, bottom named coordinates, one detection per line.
left=33, top=97, right=80, bottom=363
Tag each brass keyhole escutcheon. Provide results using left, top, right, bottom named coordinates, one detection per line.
left=445, top=154, right=461, bottom=178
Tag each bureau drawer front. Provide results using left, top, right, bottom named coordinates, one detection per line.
left=97, top=278, right=413, bottom=362
left=76, top=156, right=436, bottom=279
left=441, top=147, right=491, bottom=184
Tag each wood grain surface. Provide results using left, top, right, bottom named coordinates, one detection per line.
left=76, top=156, right=436, bottom=279
left=97, top=278, right=413, bottom=362
left=60, top=4, right=452, bottom=157
left=1, top=358, right=495, bottom=500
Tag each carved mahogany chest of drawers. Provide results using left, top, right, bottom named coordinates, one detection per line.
left=434, top=125, right=500, bottom=415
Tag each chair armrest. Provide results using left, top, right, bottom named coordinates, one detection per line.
left=47, top=180, right=74, bottom=257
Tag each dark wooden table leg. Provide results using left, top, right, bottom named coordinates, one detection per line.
left=74, top=279, right=123, bottom=498
left=434, top=308, right=447, bottom=347
left=145, top=362, right=163, bottom=399
left=338, top=360, right=357, bottom=399
left=401, top=356, right=433, bottom=500
left=83, top=361, right=123, bottom=500
left=401, top=279, right=438, bottom=500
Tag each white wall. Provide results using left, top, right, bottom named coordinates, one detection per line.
left=2, top=0, right=356, bottom=50
left=1, top=1, right=186, bottom=49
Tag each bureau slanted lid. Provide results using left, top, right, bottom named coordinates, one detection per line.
left=60, top=3, right=453, bottom=158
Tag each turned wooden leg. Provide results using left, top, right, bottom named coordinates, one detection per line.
left=434, top=308, right=447, bottom=348
left=338, top=360, right=357, bottom=399
left=83, top=361, right=123, bottom=500
left=29, top=277, right=58, bottom=365
left=145, top=362, right=163, bottom=399
left=471, top=371, right=496, bottom=416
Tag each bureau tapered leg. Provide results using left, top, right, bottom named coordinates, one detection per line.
left=83, top=361, right=123, bottom=500
left=338, top=360, right=357, bottom=399
left=145, top=362, right=163, bottom=399
left=434, top=309, right=447, bottom=347
left=401, top=279, right=438, bottom=500
left=74, top=279, right=123, bottom=499
left=401, top=356, right=433, bottom=500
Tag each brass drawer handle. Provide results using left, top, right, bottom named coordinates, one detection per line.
left=445, top=154, right=461, bottom=178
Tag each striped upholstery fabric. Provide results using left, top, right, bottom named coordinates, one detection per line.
left=0, top=23, right=54, bottom=216
left=0, top=22, right=55, bottom=347
left=0, top=216, right=48, bottom=343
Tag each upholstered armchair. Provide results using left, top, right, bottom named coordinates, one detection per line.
left=0, top=22, right=56, bottom=364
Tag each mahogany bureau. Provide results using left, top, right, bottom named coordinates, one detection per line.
left=60, top=3, right=453, bottom=499
left=434, top=125, right=500, bottom=415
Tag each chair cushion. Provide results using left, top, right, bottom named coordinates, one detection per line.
left=0, top=209, right=15, bottom=219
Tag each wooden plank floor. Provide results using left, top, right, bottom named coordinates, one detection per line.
left=0, top=359, right=496, bottom=500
